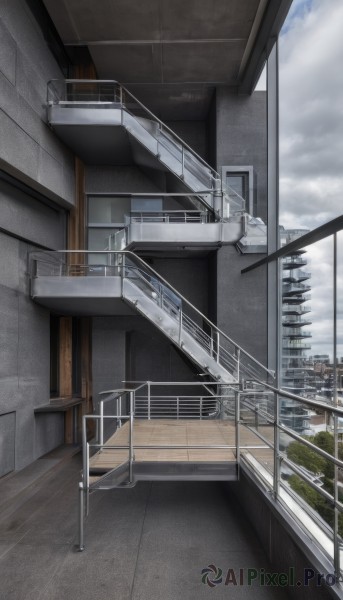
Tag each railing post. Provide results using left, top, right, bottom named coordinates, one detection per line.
left=82, top=415, right=87, bottom=487
left=235, top=389, right=240, bottom=477
left=273, top=392, right=280, bottom=498
left=129, top=391, right=134, bottom=483
left=148, top=382, right=151, bottom=420
left=78, top=481, right=85, bottom=551
left=121, top=253, right=125, bottom=296
left=236, top=348, right=240, bottom=382
left=177, top=397, right=179, bottom=419
left=119, top=395, right=122, bottom=428
left=216, top=330, right=220, bottom=363
left=210, top=329, right=214, bottom=357
left=179, top=306, right=183, bottom=345
left=86, top=443, right=90, bottom=516
left=99, top=400, right=104, bottom=450
left=200, top=397, right=203, bottom=420
left=181, top=146, right=185, bottom=179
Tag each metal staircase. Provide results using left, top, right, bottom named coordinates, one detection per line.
left=121, top=253, right=270, bottom=384
left=47, top=79, right=246, bottom=220
left=31, top=249, right=273, bottom=386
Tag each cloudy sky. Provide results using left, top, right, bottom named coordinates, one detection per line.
left=278, top=0, right=343, bottom=360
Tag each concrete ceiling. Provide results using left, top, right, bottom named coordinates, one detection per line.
left=42, top=0, right=292, bottom=119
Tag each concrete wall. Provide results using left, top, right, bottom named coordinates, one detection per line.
left=214, top=89, right=268, bottom=365
left=92, top=316, right=199, bottom=409
left=216, top=246, right=268, bottom=366
left=0, top=177, right=66, bottom=248
left=0, top=0, right=75, bottom=207
left=227, top=471, right=335, bottom=600
left=85, top=165, right=163, bottom=195
left=216, top=89, right=267, bottom=222
left=150, top=257, right=210, bottom=317
left=0, top=179, right=66, bottom=473
left=166, top=121, right=208, bottom=162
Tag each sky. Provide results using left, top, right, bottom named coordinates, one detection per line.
left=278, top=0, right=343, bottom=360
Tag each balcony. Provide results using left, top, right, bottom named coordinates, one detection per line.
left=282, top=340, right=312, bottom=350
left=282, top=283, right=311, bottom=297
left=282, top=304, right=311, bottom=315
left=283, top=271, right=311, bottom=283
left=282, top=255, right=307, bottom=268
left=282, top=329, right=312, bottom=339
left=282, top=316, right=312, bottom=327
left=74, top=378, right=343, bottom=582
left=112, top=209, right=244, bottom=253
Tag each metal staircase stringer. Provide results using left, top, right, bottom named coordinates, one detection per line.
left=122, top=109, right=217, bottom=217
left=121, top=277, right=237, bottom=385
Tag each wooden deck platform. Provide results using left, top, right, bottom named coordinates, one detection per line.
left=90, top=419, right=272, bottom=471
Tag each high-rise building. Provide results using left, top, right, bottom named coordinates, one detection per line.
left=280, top=228, right=313, bottom=432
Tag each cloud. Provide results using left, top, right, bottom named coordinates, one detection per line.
left=279, top=0, right=343, bottom=230
left=279, top=0, right=343, bottom=361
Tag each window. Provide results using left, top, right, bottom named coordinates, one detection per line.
left=222, top=166, right=254, bottom=216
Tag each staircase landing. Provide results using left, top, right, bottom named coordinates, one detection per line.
left=89, top=420, right=271, bottom=482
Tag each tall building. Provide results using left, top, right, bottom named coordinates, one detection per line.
left=280, top=228, right=313, bottom=432
left=1, top=0, right=272, bottom=475
left=1, top=1, right=342, bottom=595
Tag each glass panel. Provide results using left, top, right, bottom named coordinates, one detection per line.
left=281, top=463, right=335, bottom=539
left=281, top=427, right=336, bottom=536
left=88, top=197, right=130, bottom=224
left=306, top=238, right=334, bottom=403
left=226, top=174, right=246, bottom=200
left=88, top=228, right=116, bottom=251
left=279, top=3, right=343, bottom=238
left=131, top=197, right=163, bottom=213
left=337, top=231, right=343, bottom=405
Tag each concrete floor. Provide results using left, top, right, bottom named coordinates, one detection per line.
left=0, top=449, right=290, bottom=600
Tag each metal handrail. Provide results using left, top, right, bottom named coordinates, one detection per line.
left=129, top=210, right=208, bottom=223
left=31, top=249, right=274, bottom=381
left=79, top=378, right=343, bottom=567
left=47, top=79, right=217, bottom=180
left=47, top=79, right=246, bottom=212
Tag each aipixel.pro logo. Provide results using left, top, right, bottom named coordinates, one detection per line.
left=201, top=564, right=223, bottom=588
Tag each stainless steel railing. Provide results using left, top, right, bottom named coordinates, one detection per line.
left=129, top=210, right=209, bottom=223
left=134, top=395, right=220, bottom=419
left=47, top=79, right=246, bottom=217
left=30, top=249, right=275, bottom=386
left=79, top=377, right=343, bottom=574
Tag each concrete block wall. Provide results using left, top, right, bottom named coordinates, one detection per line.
left=216, top=246, right=268, bottom=366
left=227, top=471, right=336, bottom=600
left=0, top=182, right=66, bottom=473
left=213, top=89, right=268, bottom=365
left=216, top=89, right=267, bottom=222
left=92, top=316, right=200, bottom=409
left=0, top=0, right=75, bottom=208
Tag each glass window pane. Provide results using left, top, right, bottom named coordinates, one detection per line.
left=279, top=3, right=343, bottom=238
left=88, top=228, right=115, bottom=251
left=337, top=231, right=343, bottom=405
left=306, top=238, right=334, bottom=403
left=88, top=197, right=130, bottom=224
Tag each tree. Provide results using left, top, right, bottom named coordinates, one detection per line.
left=286, top=440, right=326, bottom=474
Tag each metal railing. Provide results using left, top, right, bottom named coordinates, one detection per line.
left=282, top=256, right=307, bottom=267
left=47, top=79, right=246, bottom=217
left=134, top=395, right=220, bottom=419
left=85, top=381, right=238, bottom=484
left=30, top=249, right=275, bottom=386
left=129, top=210, right=209, bottom=224
left=79, top=378, right=343, bottom=577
